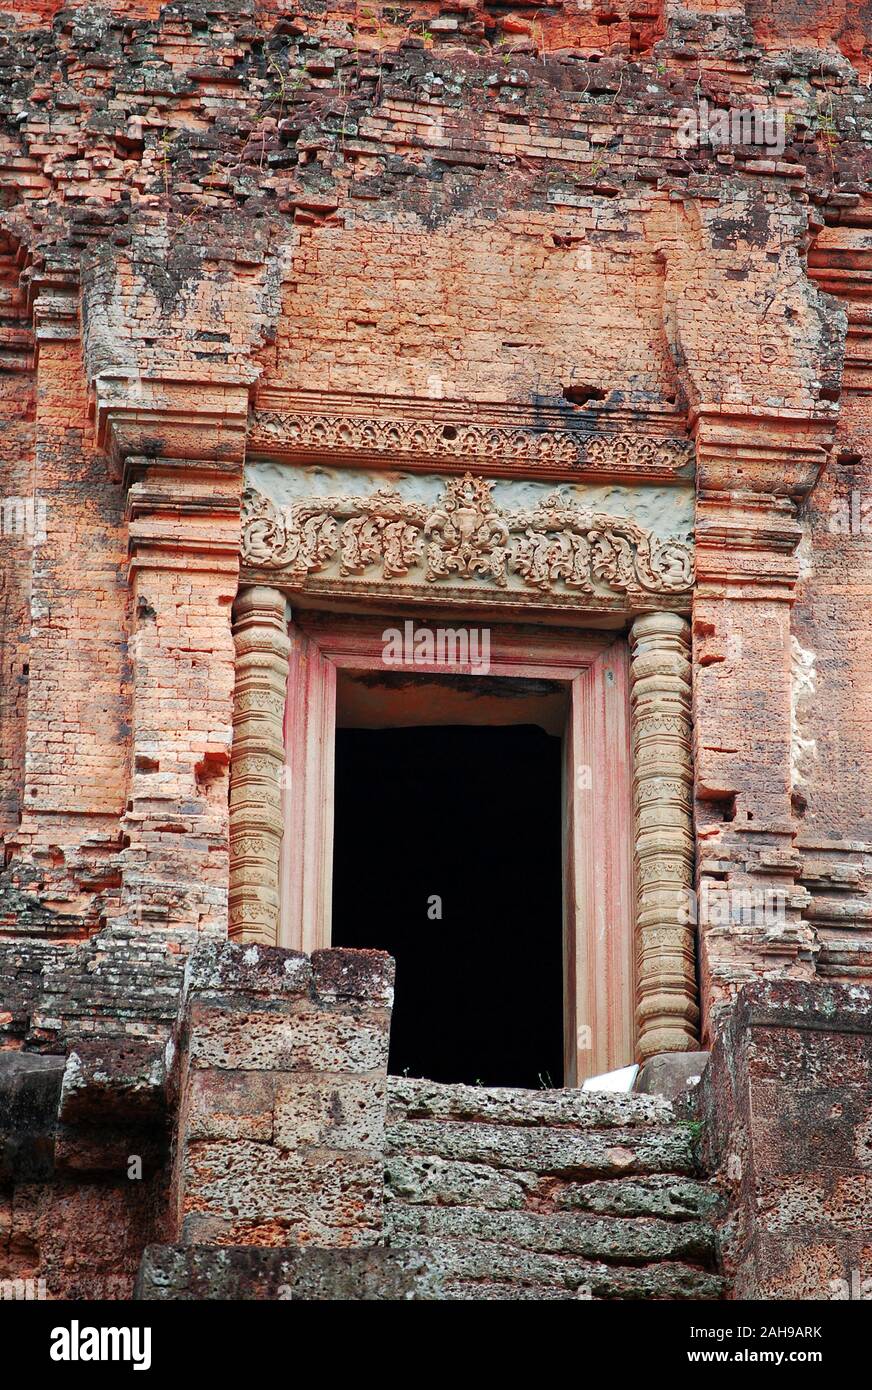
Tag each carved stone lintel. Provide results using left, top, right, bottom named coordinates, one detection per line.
left=249, top=407, right=695, bottom=481
left=630, top=612, right=698, bottom=1059
left=229, top=586, right=291, bottom=946
left=241, top=473, right=694, bottom=603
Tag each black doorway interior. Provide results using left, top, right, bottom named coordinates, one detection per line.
left=331, top=723, right=564, bottom=1088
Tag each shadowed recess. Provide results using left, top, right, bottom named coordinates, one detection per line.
left=332, top=724, right=564, bottom=1089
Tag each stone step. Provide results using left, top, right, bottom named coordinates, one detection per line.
left=386, top=1117, right=696, bottom=1178
left=387, top=1204, right=717, bottom=1264
left=551, top=1174, right=723, bottom=1219
left=137, top=1243, right=442, bottom=1301
left=387, top=1076, right=677, bottom=1129
left=384, top=1234, right=723, bottom=1300
left=383, top=1076, right=722, bottom=1301
left=385, top=1154, right=721, bottom=1220
left=439, top=1265, right=725, bottom=1301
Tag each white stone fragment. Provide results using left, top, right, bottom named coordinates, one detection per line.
left=581, top=1063, right=639, bottom=1093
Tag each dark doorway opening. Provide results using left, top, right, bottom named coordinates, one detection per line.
left=331, top=722, right=564, bottom=1088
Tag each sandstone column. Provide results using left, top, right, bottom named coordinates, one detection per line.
left=229, top=586, right=291, bottom=946
left=629, top=612, right=698, bottom=1059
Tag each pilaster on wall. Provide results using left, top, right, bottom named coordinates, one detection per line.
left=629, top=613, right=697, bottom=1060
left=95, top=374, right=253, bottom=939
left=122, top=455, right=241, bottom=936
left=4, top=268, right=129, bottom=936
left=0, top=240, right=36, bottom=843
left=654, top=186, right=847, bottom=1035
left=800, top=217, right=872, bottom=984
left=691, top=411, right=836, bottom=1032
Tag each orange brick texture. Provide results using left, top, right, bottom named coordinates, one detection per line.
left=0, top=0, right=869, bottom=1300
left=0, top=0, right=865, bottom=1013
left=0, top=5, right=863, bottom=998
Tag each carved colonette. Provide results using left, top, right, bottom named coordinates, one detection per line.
left=229, top=588, right=291, bottom=947
left=629, top=613, right=696, bottom=1059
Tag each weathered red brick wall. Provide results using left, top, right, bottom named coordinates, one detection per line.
left=0, top=2, right=867, bottom=1011
left=0, top=235, right=35, bottom=844
left=0, top=0, right=870, bottom=1300
left=0, top=0, right=865, bottom=971
left=8, top=333, right=128, bottom=934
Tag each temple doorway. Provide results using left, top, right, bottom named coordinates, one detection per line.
left=278, top=614, right=636, bottom=1083
left=331, top=673, right=565, bottom=1088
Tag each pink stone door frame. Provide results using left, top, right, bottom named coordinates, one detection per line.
left=278, top=611, right=635, bottom=1084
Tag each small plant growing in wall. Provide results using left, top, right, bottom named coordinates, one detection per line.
left=356, top=3, right=387, bottom=96
left=265, top=51, right=292, bottom=117
left=687, top=1119, right=704, bottom=1170
left=816, top=68, right=839, bottom=168
left=817, top=111, right=838, bottom=166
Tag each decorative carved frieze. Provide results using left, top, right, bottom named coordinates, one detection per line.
left=248, top=408, right=695, bottom=481
left=229, top=586, right=291, bottom=947
left=241, top=473, right=694, bottom=602
left=630, top=613, right=698, bottom=1060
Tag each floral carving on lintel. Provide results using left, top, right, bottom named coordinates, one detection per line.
left=241, top=474, right=694, bottom=597
left=250, top=409, right=694, bottom=476
left=424, top=474, right=511, bottom=584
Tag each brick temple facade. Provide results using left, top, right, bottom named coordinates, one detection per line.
left=1, top=0, right=871, bottom=1301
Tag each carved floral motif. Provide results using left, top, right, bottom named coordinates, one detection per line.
left=250, top=409, right=695, bottom=477
left=424, top=474, right=511, bottom=584
left=241, top=473, right=694, bottom=597
left=511, top=496, right=693, bottom=594
left=339, top=489, right=427, bottom=578
left=241, top=491, right=338, bottom=582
